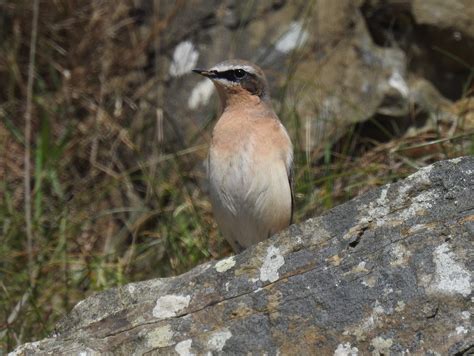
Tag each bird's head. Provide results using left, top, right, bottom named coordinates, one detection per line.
left=193, top=59, right=270, bottom=106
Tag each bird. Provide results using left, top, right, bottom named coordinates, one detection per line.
left=193, top=59, right=294, bottom=253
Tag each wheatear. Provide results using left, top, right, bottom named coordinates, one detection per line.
left=193, top=59, right=293, bottom=253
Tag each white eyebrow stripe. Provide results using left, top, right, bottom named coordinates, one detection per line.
left=209, top=64, right=257, bottom=75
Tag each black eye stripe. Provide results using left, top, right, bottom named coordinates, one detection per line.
left=215, top=69, right=251, bottom=81
left=216, top=70, right=236, bottom=81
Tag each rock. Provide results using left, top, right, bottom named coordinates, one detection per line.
left=412, top=0, right=474, bottom=39
left=288, top=0, right=408, bottom=153
left=173, top=0, right=413, bottom=152
left=160, top=0, right=473, bottom=155
left=363, top=0, right=474, bottom=101
left=11, top=157, right=474, bottom=355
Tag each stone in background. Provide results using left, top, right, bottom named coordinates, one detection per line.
left=147, top=0, right=473, bottom=155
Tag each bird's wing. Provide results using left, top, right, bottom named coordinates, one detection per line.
left=278, top=119, right=294, bottom=225
left=288, top=162, right=295, bottom=224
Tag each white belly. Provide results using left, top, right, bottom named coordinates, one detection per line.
left=208, top=141, right=292, bottom=252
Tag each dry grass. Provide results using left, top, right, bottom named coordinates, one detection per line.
left=0, top=0, right=472, bottom=352
left=0, top=1, right=221, bottom=349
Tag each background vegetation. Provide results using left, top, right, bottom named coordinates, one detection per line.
left=0, top=0, right=472, bottom=351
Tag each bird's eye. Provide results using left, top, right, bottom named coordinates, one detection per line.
left=234, top=69, right=247, bottom=79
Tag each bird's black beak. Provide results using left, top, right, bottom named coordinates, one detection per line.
left=192, top=69, right=215, bottom=78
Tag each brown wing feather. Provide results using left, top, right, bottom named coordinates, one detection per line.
left=289, top=165, right=295, bottom=224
